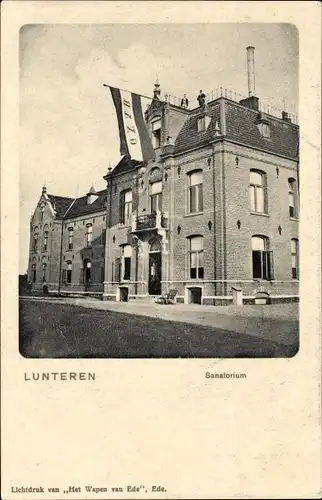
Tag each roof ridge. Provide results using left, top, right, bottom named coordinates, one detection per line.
left=48, top=194, right=74, bottom=200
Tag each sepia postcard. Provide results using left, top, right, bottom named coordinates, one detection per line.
left=1, top=1, right=321, bottom=499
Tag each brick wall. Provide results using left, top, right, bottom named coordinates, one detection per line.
left=60, top=210, right=106, bottom=292
left=222, top=142, right=299, bottom=297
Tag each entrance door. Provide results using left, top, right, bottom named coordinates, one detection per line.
left=148, top=252, right=161, bottom=295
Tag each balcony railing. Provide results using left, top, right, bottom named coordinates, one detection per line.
left=164, top=87, right=298, bottom=124
left=132, top=211, right=168, bottom=232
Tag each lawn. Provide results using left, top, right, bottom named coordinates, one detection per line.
left=19, top=300, right=297, bottom=358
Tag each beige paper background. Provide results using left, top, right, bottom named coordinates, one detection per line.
left=1, top=1, right=321, bottom=498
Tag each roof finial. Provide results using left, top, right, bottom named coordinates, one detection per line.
left=153, top=77, right=161, bottom=100
left=42, top=183, right=47, bottom=195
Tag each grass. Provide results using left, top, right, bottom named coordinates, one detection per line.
left=19, top=300, right=298, bottom=358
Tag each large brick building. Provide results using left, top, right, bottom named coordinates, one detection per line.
left=27, top=51, right=299, bottom=305
left=102, top=87, right=299, bottom=304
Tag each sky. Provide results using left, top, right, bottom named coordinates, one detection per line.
left=19, top=23, right=298, bottom=273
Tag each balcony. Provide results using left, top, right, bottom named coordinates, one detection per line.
left=132, top=211, right=168, bottom=233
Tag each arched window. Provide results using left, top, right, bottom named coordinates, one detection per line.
left=33, top=227, right=39, bottom=252
left=149, top=237, right=161, bottom=252
left=68, top=227, right=73, bottom=250
left=86, top=224, right=92, bottom=247
left=252, top=235, right=274, bottom=280
left=288, top=178, right=298, bottom=218
left=250, top=170, right=266, bottom=213
left=149, top=181, right=162, bottom=213
left=43, top=225, right=49, bottom=251
left=188, top=170, right=203, bottom=214
left=119, top=189, right=132, bottom=225
left=31, top=259, right=37, bottom=283
left=41, top=259, right=47, bottom=282
left=291, top=239, right=299, bottom=279
left=188, top=236, right=204, bottom=279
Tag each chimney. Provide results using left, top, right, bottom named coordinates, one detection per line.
left=239, top=46, right=259, bottom=111
left=247, top=46, right=256, bottom=96
left=282, top=110, right=292, bottom=123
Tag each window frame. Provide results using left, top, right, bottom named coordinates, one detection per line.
left=66, top=261, right=72, bottom=284
left=151, top=118, right=161, bottom=149
left=42, top=261, right=47, bottom=282
left=68, top=227, right=74, bottom=250
left=149, top=181, right=162, bottom=213
left=188, top=235, right=204, bottom=280
left=121, top=245, right=132, bottom=281
left=119, top=189, right=133, bottom=226
left=251, top=235, right=274, bottom=280
left=288, top=178, right=298, bottom=219
left=291, top=238, right=299, bottom=279
left=32, top=262, right=37, bottom=283
left=43, top=227, right=49, bottom=251
left=86, top=223, right=93, bottom=247
left=33, top=228, right=39, bottom=252
left=188, top=170, right=203, bottom=214
left=83, top=259, right=91, bottom=284
left=250, top=170, right=267, bottom=214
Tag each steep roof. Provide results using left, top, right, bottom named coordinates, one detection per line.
left=64, top=189, right=107, bottom=219
left=110, top=156, right=142, bottom=177
left=47, top=195, right=74, bottom=218
left=174, top=98, right=299, bottom=159
left=224, top=100, right=299, bottom=159
left=174, top=103, right=221, bottom=154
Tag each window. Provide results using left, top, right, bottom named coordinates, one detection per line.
left=152, top=119, right=161, bottom=149
left=252, top=236, right=274, bottom=280
left=257, top=122, right=270, bottom=138
left=84, top=260, right=91, bottom=284
left=149, top=181, right=162, bottom=213
left=188, top=236, right=204, bottom=279
left=43, top=227, right=49, bottom=251
left=288, top=178, right=298, bottom=218
left=68, top=227, right=73, bottom=250
left=86, top=224, right=92, bottom=247
left=197, top=116, right=210, bottom=132
left=119, top=190, right=132, bottom=225
left=121, top=245, right=132, bottom=280
left=32, top=263, right=37, bottom=283
left=291, top=239, right=299, bottom=279
left=197, top=117, right=205, bottom=132
left=250, top=171, right=266, bottom=213
left=66, top=262, right=72, bottom=284
left=188, top=171, right=203, bottom=213
left=42, top=261, right=47, bottom=282
left=33, top=229, right=39, bottom=252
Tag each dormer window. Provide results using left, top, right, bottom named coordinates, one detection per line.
left=197, top=116, right=211, bottom=132
left=256, top=113, right=271, bottom=138
left=87, top=186, right=99, bottom=205
left=257, top=122, right=271, bottom=138
left=151, top=119, right=161, bottom=149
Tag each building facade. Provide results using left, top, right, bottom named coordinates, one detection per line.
left=27, top=87, right=299, bottom=305
left=102, top=89, right=299, bottom=304
left=27, top=186, right=107, bottom=296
